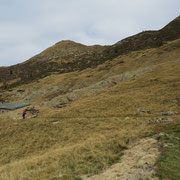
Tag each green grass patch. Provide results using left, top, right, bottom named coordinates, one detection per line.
left=155, top=124, right=180, bottom=180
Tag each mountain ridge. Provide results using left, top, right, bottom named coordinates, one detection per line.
left=0, top=15, right=179, bottom=89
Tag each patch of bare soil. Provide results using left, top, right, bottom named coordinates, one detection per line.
left=82, top=137, right=161, bottom=180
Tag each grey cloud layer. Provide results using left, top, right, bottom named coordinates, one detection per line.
left=0, top=0, right=180, bottom=66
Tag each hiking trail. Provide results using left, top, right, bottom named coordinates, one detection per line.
left=82, top=136, right=161, bottom=180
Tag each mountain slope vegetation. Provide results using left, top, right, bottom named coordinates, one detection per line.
left=0, top=16, right=179, bottom=88
left=0, top=16, right=179, bottom=180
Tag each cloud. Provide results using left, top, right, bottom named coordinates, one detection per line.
left=0, top=0, right=180, bottom=66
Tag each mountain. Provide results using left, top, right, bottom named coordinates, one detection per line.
left=0, top=16, right=180, bottom=180
left=0, top=16, right=179, bottom=88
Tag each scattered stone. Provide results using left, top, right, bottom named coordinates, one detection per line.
left=26, top=106, right=39, bottom=118
left=173, top=98, right=180, bottom=103
left=16, top=89, right=25, bottom=93
left=0, top=94, right=5, bottom=103
left=160, top=111, right=176, bottom=116
left=137, top=109, right=152, bottom=114
left=0, top=109, right=9, bottom=114
left=124, top=117, right=130, bottom=120
left=158, top=132, right=165, bottom=137
left=54, top=103, right=66, bottom=108
left=52, top=121, right=60, bottom=125
left=148, top=118, right=173, bottom=124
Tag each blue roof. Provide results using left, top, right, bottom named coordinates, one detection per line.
left=0, top=103, right=31, bottom=110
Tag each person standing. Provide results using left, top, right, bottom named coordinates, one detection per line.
left=22, top=109, right=27, bottom=119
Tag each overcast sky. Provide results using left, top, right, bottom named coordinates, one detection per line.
left=0, top=0, right=179, bottom=66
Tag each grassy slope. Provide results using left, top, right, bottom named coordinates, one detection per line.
left=0, top=40, right=179, bottom=180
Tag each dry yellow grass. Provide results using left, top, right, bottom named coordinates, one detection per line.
left=0, top=39, right=179, bottom=179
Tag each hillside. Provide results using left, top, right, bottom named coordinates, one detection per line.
left=0, top=16, right=179, bottom=88
left=0, top=16, right=180, bottom=180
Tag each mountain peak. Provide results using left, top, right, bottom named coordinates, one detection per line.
left=54, top=40, right=85, bottom=48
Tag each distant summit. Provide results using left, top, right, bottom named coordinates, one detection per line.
left=111, top=15, right=180, bottom=56
left=55, top=40, right=84, bottom=46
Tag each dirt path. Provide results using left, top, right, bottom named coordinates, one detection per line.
left=82, top=137, right=161, bottom=180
